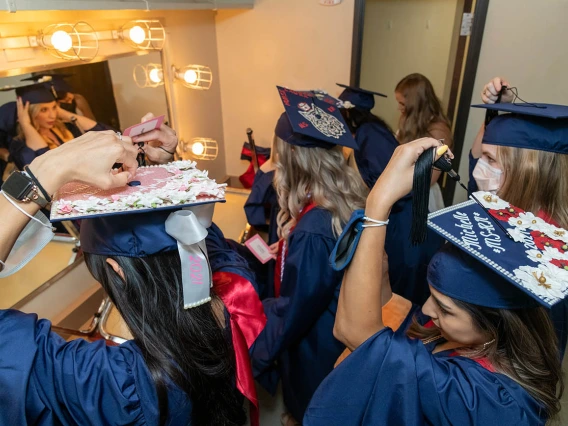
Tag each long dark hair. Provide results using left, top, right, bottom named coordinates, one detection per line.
left=395, top=73, right=451, bottom=144
left=84, top=251, right=246, bottom=426
left=407, top=300, right=563, bottom=420
left=340, top=107, right=394, bottom=135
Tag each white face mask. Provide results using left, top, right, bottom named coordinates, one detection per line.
left=0, top=210, right=54, bottom=278
left=472, top=158, right=503, bottom=194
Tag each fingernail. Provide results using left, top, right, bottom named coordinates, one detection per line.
left=436, top=145, right=449, bottom=156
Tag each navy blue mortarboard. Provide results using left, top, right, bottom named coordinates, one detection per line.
left=275, top=86, right=357, bottom=150
left=337, top=83, right=387, bottom=111
left=427, top=195, right=568, bottom=308
left=22, top=73, right=74, bottom=99
left=14, top=82, right=57, bottom=105
left=471, top=103, right=568, bottom=154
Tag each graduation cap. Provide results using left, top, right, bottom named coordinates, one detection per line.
left=427, top=193, right=568, bottom=308
left=22, top=73, right=74, bottom=99
left=11, top=82, right=57, bottom=105
left=471, top=103, right=568, bottom=154
left=275, top=86, right=357, bottom=150
left=337, top=83, right=387, bottom=111
left=59, top=160, right=226, bottom=310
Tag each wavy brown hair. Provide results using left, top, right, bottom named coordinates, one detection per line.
left=407, top=300, right=563, bottom=421
left=395, top=73, right=451, bottom=144
left=273, top=136, right=368, bottom=239
left=496, top=146, right=568, bottom=228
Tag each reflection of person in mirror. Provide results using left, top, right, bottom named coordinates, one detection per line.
left=9, top=83, right=111, bottom=170
left=58, top=91, right=96, bottom=122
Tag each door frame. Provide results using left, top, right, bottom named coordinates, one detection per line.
left=349, top=0, right=490, bottom=203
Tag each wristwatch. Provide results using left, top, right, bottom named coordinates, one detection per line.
left=1, top=171, right=49, bottom=208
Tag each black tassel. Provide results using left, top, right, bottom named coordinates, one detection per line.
left=410, top=147, right=435, bottom=245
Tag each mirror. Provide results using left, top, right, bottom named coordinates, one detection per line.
left=0, top=51, right=170, bottom=309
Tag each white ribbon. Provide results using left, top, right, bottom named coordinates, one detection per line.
left=165, top=204, right=215, bottom=309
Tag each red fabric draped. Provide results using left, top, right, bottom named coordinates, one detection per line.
left=213, top=271, right=267, bottom=426
left=273, top=203, right=317, bottom=297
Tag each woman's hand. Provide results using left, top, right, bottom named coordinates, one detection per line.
left=27, top=130, right=139, bottom=195
left=481, top=77, right=514, bottom=104
left=16, top=97, right=32, bottom=127
left=369, top=138, right=453, bottom=210
left=131, top=113, right=178, bottom=164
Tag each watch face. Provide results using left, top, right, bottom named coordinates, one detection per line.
left=1, top=171, right=34, bottom=200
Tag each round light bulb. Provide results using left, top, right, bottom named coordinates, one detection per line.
left=183, top=70, right=198, bottom=85
left=149, top=68, right=163, bottom=84
left=51, top=30, right=72, bottom=53
left=129, top=25, right=146, bottom=45
left=192, top=142, right=205, bottom=156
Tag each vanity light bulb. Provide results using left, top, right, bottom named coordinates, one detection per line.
left=192, top=142, right=205, bottom=156
left=184, top=70, right=198, bottom=85
left=129, top=25, right=146, bottom=45
left=51, top=30, right=73, bottom=53
left=149, top=68, right=163, bottom=83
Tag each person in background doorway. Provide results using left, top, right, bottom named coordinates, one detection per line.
left=395, top=73, right=453, bottom=212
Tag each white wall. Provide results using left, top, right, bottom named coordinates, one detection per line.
left=360, top=0, right=462, bottom=130
left=108, top=52, right=170, bottom=130
left=454, top=0, right=568, bottom=203
left=215, top=0, right=355, bottom=176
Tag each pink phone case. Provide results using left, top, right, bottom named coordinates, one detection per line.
left=123, top=115, right=166, bottom=137
left=245, top=234, right=276, bottom=264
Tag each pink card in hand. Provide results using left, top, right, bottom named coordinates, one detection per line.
left=123, top=115, right=165, bottom=137
left=245, top=234, right=276, bottom=264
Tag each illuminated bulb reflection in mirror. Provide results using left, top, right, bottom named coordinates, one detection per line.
left=133, top=63, right=164, bottom=88
left=192, top=141, right=205, bottom=156
left=129, top=25, right=146, bottom=45
left=184, top=70, right=198, bottom=85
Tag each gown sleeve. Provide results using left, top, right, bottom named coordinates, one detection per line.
left=250, top=229, right=342, bottom=375
left=8, top=136, right=50, bottom=170
left=244, top=170, right=276, bottom=228
left=0, top=309, right=166, bottom=426
left=304, top=325, right=546, bottom=426
left=468, top=150, right=480, bottom=193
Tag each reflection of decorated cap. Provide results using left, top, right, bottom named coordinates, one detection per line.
left=471, top=103, right=568, bottom=154
left=427, top=192, right=568, bottom=308
left=73, top=161, right=226, bottom=309
left=13, top=82, right=57, bottom=104
left=275, top=86, right=358, bottom=150
left=337, top=83, right=387, bottom=110
left=22, top=73, right=74, bottom=98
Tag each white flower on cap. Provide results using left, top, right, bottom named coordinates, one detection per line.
left=508, top=227, right=529, bottom=243
left=543, top=246, right=568, bottom=261
left=526, top=249, right=554, bottom=264
left=540, top=224, right=568, bottom=244
left=514, top=264, right=568, bottom=301
left=472, top=191, right=510, bottom=210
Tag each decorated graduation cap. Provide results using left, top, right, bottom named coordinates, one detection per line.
left=471, top=103, right=568, bottom=154
left=13, top=82, right=57, bottom=105
left=275, top=86, right=357, bottom=150
left=53, top=160, right=226, bottom=309
left=337, top=83, right=387, bottom=111
left=22, top=73, right=74, bottom=99
left=427, top=192, right=568, bottom=308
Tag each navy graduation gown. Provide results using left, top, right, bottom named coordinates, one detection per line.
left=250, top=208, right=345, bottom=421
left=386, top=200, right=444, bottom=305
left=0, top=309, right=191, bottom=426
left=353, top=122, right=399, bottom=189
left=304, top=319, right=546, bottom=425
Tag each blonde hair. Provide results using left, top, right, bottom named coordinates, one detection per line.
left=497, top=146, right=568, bottom=228
left=17, top=103, right=74, bottom=149
left=395, top=73, right=451, bottom=144
left=273, top=136, right=368, bottom=239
